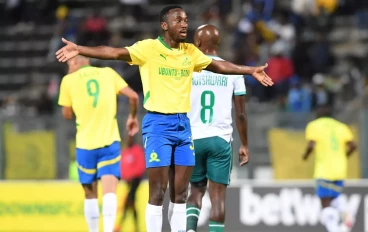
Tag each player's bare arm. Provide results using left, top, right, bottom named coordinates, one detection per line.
left=56, top=38, right=132, bottom=62
left=233, top=94, right=249, bottom=166
left=206, top=60, right=273, bottom=86
left=303, top=141, right=316, bottom=160
left=118, top=86, right=139, bottom=136
left=62, top=106, right=73, bottom=120
left=119, top=86, right=139, bottom=118
left=346, top=141, right=357, bottom=157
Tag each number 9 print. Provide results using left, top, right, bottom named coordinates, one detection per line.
left=86, top=79, right=100, bottom=108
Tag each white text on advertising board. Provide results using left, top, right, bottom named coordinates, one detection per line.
left=240, top=187, right=361, bottom=226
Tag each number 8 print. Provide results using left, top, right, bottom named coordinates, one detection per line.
left=86, top=79, right=100, bottom=108
left=200, top=90, right=215, bottom=124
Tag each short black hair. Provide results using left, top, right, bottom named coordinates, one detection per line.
left=159, top=5, right=183, bottom=22
left=316, top=105, right=333, bottom=118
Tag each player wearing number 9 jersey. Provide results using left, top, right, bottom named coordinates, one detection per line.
left=303, top=106, right=357, bottom=232
left=58, top=56, right=139, bottom=232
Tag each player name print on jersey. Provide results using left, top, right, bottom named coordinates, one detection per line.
left=77, top=69, right=99, bottom=78
left=192, top=74, right=228, bottom=87
left=158, top=67, right=190, bottom=80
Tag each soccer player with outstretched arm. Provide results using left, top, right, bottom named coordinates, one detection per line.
left=56, top=5, right=273, bottom=232
left=58, top=56, right=139, bottom=232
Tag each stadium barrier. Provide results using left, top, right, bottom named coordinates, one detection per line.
left=165, top=180, right=367, bottom=232
left=1, top=180, right=368, bottom=232
left=0, top=181, right=148, bottom=232
left=4, top=124, right=56, bottom=179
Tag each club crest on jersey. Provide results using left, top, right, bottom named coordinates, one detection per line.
left=182, top=56, right=192, bottom=67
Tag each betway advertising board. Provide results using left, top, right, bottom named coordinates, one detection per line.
left=162, top=181, right=368, bottom=232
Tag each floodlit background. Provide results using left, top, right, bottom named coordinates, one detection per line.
left=0, top=0, right=368, bottom=231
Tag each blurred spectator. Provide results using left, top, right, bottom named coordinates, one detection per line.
left=78, top=10, right=109, bottom=46
left=311, top=0, right=336, bottom=32
left=287, top=77, right=312, bottom=112
left=316, top=0, right=338, bottom=15
left=290, top=0, right=319, bottom=34
left=266, top=41, right=294, bottom=103
left=308, top=32, right=334, bottom=74
left=291, top=0, right=318, bottom=18
left=269, top=10, right=296, bottom=43
left=47, top=5, right=78, bottom=61
left=247, top=0, right=274, bottom=23
left=268, top=10, right=296, bottom=56
left=311, top=74, right=334, bottom=110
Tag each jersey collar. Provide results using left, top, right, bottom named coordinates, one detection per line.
left=80, top=65, right=91, bottom=69
left=206, top=55, right=219, bottom=59
left=157, top=36, right=180, bottom=51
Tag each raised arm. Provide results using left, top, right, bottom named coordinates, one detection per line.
left=56, top=38, right=132, bottom=62
left=234, top=94, right=249, bottom=166
left=206, top=60, right=273, bottom=86
left=118, top=86, right=139, bottom=118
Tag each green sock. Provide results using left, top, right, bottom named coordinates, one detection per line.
left=186, top=204, right=200, bottom=231
left=209, top=221, right=224, bottom=232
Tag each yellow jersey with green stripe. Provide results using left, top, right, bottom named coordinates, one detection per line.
left=305, top=117, right=354, bottom=180
left=126, top=37, right=212, bottom=113
left=58, top=66, right=128, bottom=150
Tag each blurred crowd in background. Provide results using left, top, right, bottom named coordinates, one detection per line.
left=1, top=0, right=368, bottom=117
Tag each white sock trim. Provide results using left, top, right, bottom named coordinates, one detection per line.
left=172, top=203, right=186, bottom=212
left=84, top=198, right=99, bottom=232
left=186, top=213, right=199, bottom=218
left=186, top=207, right=201, bottom=213
left=146, top=203, right=163, bottom=232
left=146, top=203, right=163, bottom=215
left=102, top=193, right=117, bottom=232
left=168, top=202, right=174, bottom=226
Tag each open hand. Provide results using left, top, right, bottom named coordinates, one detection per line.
left=56, top=38, right=79, bottom=62
left=126, top=116, right=139, bottom=136
left=251, top=64, right=274, bottom=86
left=239, top=145, right=249, bottom=166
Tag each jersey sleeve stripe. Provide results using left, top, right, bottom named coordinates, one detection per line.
left=234, top=91, right=246, bottom=96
